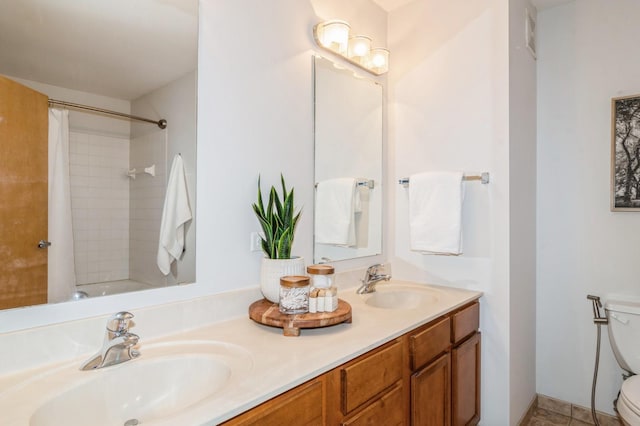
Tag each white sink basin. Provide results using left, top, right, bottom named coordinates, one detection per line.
left=364, top=284, right=439, bottom=309
left=0, top=340, right=253, bottom=426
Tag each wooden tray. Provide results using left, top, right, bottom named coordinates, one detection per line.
left=249, top=298, right=352, bottom=336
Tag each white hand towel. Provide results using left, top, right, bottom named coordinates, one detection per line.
left=315, top=178, right=357, bottom=246
left=409, top=171, right=464, bottom=255
left=157, top=155, right=192, bottom=275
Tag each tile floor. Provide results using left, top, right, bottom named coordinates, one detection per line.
left=523, top=407, right=601, bottom=425
left=520, top=395, right=623, bottom=426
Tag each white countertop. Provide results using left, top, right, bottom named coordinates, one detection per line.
left=0, top=280, right=481, bottom=426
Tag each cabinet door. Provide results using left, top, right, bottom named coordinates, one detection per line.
left=452, top=332, right=481, bottom=426
left=221, top=377, right=324, bottom=426
left=411, top=353, right=451, bottom=426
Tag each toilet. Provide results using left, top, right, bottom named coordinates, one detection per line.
left=605, top=297, right=640, bottom=425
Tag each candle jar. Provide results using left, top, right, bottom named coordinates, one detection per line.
left=279, top=276, right=310, bottom=314
left=307, top=264, right=335, bottom=289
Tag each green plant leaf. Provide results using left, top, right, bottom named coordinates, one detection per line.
left=252, top=174, right=301, bottom=259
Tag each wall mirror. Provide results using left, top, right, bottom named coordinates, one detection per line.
left=0, top=0, right=198, bottom=310
left=313, top=56, right=383, bottom=263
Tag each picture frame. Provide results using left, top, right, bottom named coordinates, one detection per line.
left=611, top=94, right=640, bottom=211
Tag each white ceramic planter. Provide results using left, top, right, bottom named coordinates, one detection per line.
left=260, top=257, right=305, bottom=303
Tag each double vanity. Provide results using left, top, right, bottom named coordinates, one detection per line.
left=0, top=278, right=481, bottom=425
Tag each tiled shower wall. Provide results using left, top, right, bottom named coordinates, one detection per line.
left=129, top=130, right=168, bottom=286
left=69, top=131, right=130, bottom=285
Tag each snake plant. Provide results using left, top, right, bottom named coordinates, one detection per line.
left=252, top=175, right=301, bottom=259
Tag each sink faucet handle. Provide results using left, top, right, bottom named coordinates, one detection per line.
left=106, top=311, right=135, bottom=336
left=366, top=264, right=384, bottom=276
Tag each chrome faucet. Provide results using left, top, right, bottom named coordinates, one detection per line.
left=356, top=264, right=391, bottom=294
left=80, top=311, right=140, bottom=371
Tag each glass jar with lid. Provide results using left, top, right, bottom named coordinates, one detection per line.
left=279, top=275, right=310, bottom=314
left=307, top=264, right=335, bottom=289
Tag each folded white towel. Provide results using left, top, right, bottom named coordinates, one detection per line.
left=409, top=171, right=464, bottom=255
left=157, top=155, right=192, bottom=275
left=315, top=178, right=357, bottom=246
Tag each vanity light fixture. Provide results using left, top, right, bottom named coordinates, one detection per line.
left=315, top=20, right=351, bottom=55
left=313, top=20, right=389, bottom=76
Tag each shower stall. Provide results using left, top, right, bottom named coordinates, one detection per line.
left=66, top=122, right=169, bottom=299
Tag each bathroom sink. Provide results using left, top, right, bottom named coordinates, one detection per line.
left=1, top=340, right=253, bottom=426
left=364, top=284, right=439, bottom=310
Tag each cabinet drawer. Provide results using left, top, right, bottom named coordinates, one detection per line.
left=410, top=317, right=451, bottom=371
left=452, top=302, right=479, bottom=344
left=222, top=378, right=324, bottom=426
left=341, top=382, right=404, bottom=426
left=341, top=339, right=404, bottom=415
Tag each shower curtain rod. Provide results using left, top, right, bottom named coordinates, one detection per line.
left=48, top=99, right=167, bottom=129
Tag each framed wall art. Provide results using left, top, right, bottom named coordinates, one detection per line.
left=611, top=94, right=640, bottom=211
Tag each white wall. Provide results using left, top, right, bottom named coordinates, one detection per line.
left=128, top=130, right=168, bottom=286
left=509, top=0, right=538, bottom=423
left=387, top=0, right=536, bottom=423
left=131, top=71, right=197, bottom=285
left=537, top=0, right=640, bottom=414
left=196, top=0, right=388, bottom=290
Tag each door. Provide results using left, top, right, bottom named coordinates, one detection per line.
left=411, top=353, right=451, bottom=426
left=452, top=332, right=481, bottom=426
left=0, top=75, right=49, bottom=309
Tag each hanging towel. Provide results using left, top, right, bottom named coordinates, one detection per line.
left=157, top=154, right=192, bottom=275
left=315, top=178, right=357, bottom=246
left=409, top=171, right=464, bottom=255
left=48, top=108, right=77, bottom=303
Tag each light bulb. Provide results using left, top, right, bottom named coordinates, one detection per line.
left=369, top=48, right=389, bottom=74
left=317, top=20, right=350, bottom=55
left=348, top=36, right=371, bottom=65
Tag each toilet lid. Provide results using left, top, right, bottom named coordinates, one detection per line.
left=621, top=376, right=640, bottom=416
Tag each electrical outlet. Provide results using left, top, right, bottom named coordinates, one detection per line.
left=250, top=232, right=263, bottom=252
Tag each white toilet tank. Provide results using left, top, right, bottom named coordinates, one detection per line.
left=606, top=298, right=640, bottom=374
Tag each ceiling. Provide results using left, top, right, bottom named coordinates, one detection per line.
left=0, top=0, right=197, bottom=100
left=371, top=0, right=415, bottom=12
left=373, top=0, right=573, bottom=12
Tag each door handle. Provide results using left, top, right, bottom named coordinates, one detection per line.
left=37, top=240, right=52, bottom=249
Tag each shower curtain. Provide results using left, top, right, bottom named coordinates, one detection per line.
left=47, top=108, right=76, bottom=303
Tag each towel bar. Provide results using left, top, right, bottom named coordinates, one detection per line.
left=314, top=179, right=375, bottom=189
left=398, top=172, right=489, bottom=187
left=356, top=179, right=375, bottom=189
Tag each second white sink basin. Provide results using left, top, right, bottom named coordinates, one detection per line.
left=364, top=284, right=440, bottom=310
left=1, top=340, right=253, bottom=426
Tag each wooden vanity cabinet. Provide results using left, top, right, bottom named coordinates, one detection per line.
left=221, top=300, right=480, bottom=426
left=409, top=301, right=481, bottom=426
